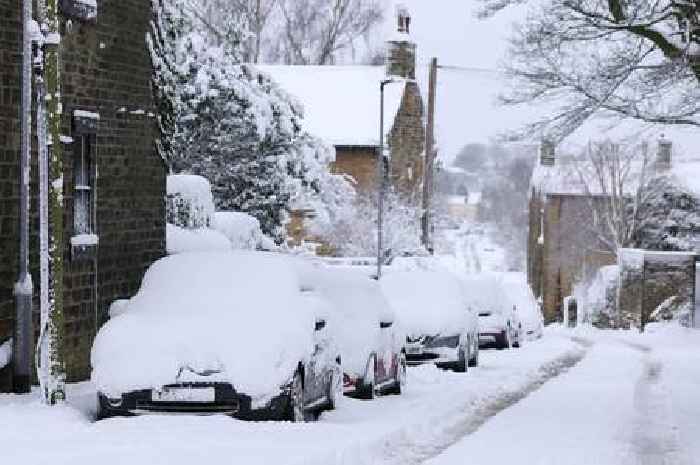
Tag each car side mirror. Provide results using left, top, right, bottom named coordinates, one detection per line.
left=380, top=321, right=393, bottom=329
left=315, top=319, right=326, bottom=332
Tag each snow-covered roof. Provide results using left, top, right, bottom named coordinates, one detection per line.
left=532, top=156, right=700, bottom=199
left=258, top=65, right=407, bottom=147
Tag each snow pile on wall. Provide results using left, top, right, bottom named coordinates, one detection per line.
left=166, top=224, right=230, bottom=255
left=0, top=338, right=11, bottom=370
left=304, top=266, right=397, bottom=375
left=212, top=212, right=274, bottom=250
left=91, top=252, right=316, bottom=403
left=381, top=270, right=468, bottom=336
left=167, top=174, right=215, bottom=229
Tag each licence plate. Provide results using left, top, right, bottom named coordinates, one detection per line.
left=152, top=387, right=216, bottom=403
left=407, top=346, right=422, bottom=355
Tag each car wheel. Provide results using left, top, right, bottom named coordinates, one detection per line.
left=497, top=330, right=510, bottom=350
left=358, top=355, right=376, bottom=400
left=469, top=340, right=479, bottom=367
left=327, top=365, right=342, bottom=410
left=287, top=370, right=305, bottom=422
left=454, top=343, right=468, bottom=373
left=389, top=352, right=407, bottom=395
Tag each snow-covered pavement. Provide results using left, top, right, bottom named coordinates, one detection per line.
left=1, top=333, right=582, bottom=465
left=428, top=325, right=700, bottom=465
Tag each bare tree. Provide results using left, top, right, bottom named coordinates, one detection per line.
left=276, top=0, right=383, bottom=65
left=574, top=141, right=653, bottom=255
left=479, top=0, right=700, bottom=141
left=192, top=0, right=277, bottom=61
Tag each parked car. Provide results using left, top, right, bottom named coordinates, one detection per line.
left=465, top=273, right=523, bottom=349
left=304, top=266, right=406, bottom=398
left=92, top=251, right=342, bottom=422
left=381, top=270, right=479, bottom=372
left=502, top=272, right=544, bottom=340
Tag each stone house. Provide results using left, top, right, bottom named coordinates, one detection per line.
left=0, top=0, right=166, bottom=391
left=528, top=139, right=700, bottom=323
left=260, top=9, right=425, bottom=202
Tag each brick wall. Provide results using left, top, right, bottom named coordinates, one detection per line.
left=0, top=0, right=165, bottom=389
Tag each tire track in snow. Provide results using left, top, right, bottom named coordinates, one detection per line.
left=319, top=338, right=591, bottom=465
left=626, top=346, right=687, bottom=465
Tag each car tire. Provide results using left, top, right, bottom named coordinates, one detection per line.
left=287, top=370, right=305, bottom=422
left=513, top=326, right=522, bottom=348
left=358, top=355, right=376, bottom=400
left=468, top=340, right=479, bottom=367
left=388, top=352, right=407, bottom=395
left=327, top=363, right=342, bottom=410
left=497, top=330, right=510, bottom=350
left=453, top=343, right=469, bottom=373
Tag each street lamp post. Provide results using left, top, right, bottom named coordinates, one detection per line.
left=377, top=79, right=395, bottom=280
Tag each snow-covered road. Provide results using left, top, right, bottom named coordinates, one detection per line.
left=2, top=325, right=698, bottom=465
left=1, top=333, right=583, bottom=465
left=428, top=325, right=700, bottom=465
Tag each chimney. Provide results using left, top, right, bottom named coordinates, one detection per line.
left=386, top=4, right=416, bottom=79
left=655, top=135, right=672, bottom=173
left=540, top=139, right=555, bottom=166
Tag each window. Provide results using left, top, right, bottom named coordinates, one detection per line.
left=72, top=110, right=98, bottom=237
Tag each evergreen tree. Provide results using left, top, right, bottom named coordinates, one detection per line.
left=149, top=0, right=351, bottom=241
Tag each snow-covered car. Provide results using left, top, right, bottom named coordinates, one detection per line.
left=381, top=270, right=479, bottom=372
left=92, top=251, right=342, bottom=422
left=305, top=266, right=406, bottom=398
left=502, top=272, right=544, bottom=340
left=466, top=273, right=523, bottom=349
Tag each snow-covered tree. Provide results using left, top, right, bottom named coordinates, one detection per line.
left=324, top=191, right=423, bottom=257
left=479, top=0, right=700, bottom=140
left=635, top=175, right=700, bottom=251
left=149, top=0, right=352, bottom=240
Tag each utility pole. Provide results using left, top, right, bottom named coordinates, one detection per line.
left=14, top=0, right=34, bottom=394
left=377, top=79, right=395, bottom=280
left=421, top=57, right=438, bottom=252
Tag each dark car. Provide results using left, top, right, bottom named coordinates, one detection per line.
left=92, top=252, right=342, bottom=422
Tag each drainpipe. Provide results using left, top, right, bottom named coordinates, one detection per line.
left=13, top=0, right=34, bottom=394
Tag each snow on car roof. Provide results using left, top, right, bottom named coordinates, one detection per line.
left=381, top=269, right=468, bottom=336
left=91, top=251, right=316, bottom=402
left=258, top=65, right=406, bottom=147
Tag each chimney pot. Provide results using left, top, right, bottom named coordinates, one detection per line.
left=386, top=5, right=416, bottom=79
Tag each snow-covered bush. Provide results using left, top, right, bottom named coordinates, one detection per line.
left=166, top=174, right=215, bottom=229
left=213, top=211, right=276, bottom=250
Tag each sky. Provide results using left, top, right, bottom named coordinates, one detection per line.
left=381, top=0, right=698, bottom=165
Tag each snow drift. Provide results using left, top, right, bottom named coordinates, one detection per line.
left=91, top=252, right=316, bottom=404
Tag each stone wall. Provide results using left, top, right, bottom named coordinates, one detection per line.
left=532, top=194, right=615, bottom=323
left=0, top=0, right=165, bottom=389
left=388, top=81, right=424, bottom=202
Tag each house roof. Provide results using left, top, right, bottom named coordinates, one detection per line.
left=531, top=156, right=700, bottom=199
left=258, top=65, right=407, bottom=147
